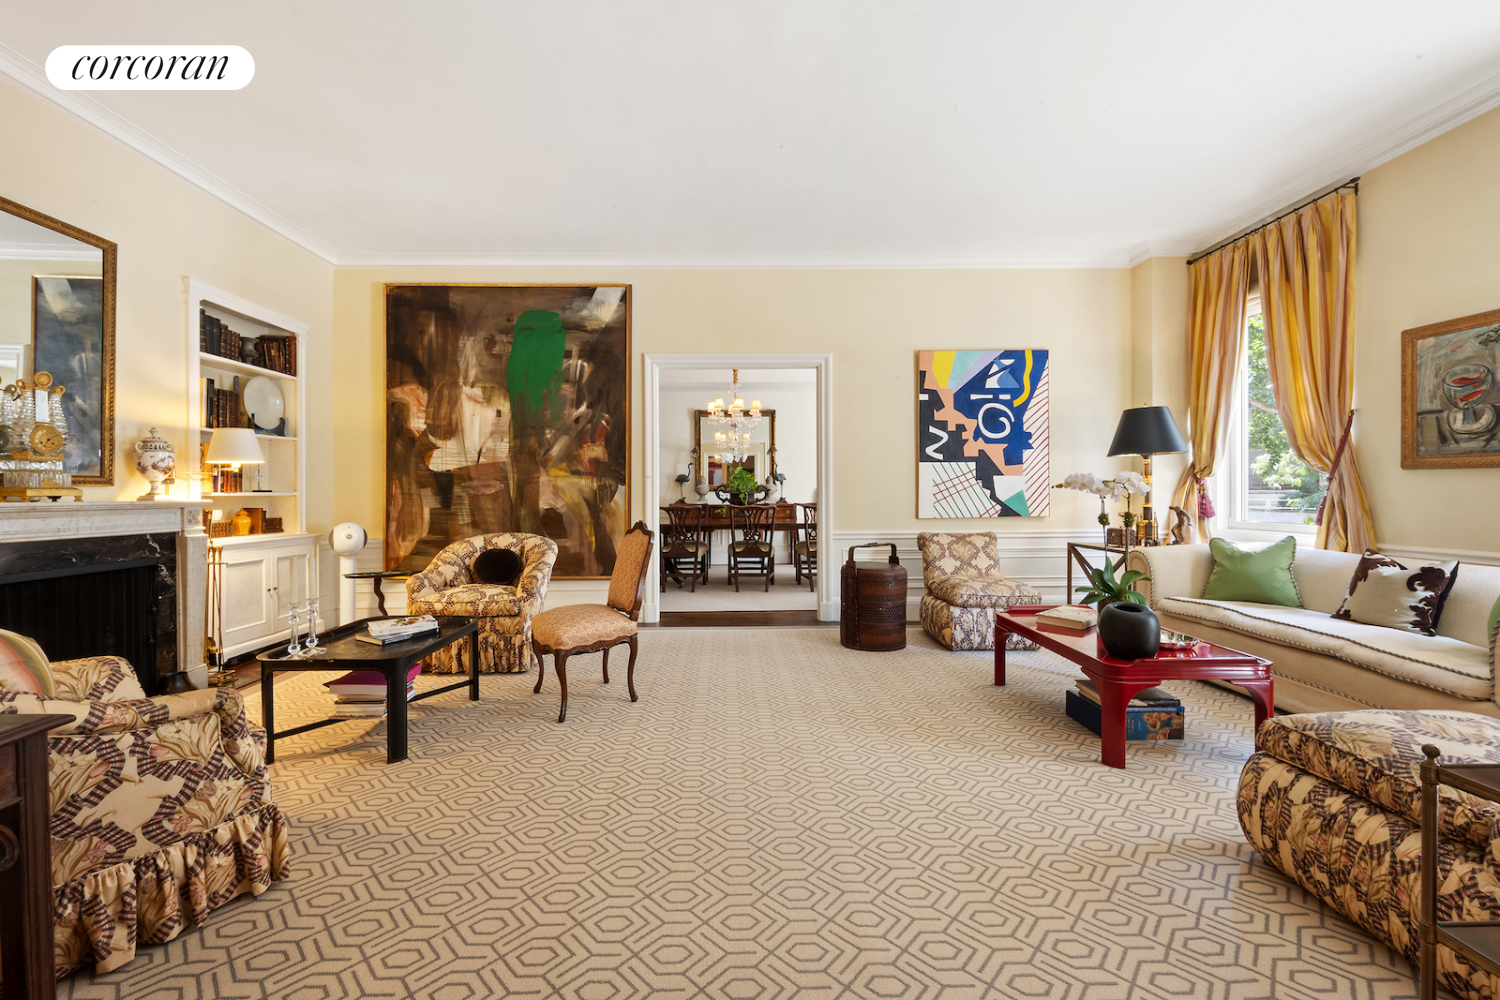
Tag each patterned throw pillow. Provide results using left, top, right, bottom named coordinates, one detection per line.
left=1331, top=550, right=1460, bottom=636
left=0, top=629, right=55, bottom=697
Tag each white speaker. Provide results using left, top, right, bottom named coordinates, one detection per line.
left=328, top=523, right=367, bottom=624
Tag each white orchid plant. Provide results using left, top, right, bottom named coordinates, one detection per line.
left=1054, top=471, right=1149, bottom=541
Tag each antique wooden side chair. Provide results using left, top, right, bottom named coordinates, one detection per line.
left=794, top=502, right=818, bottom=591
left=659, top=503, right=710, bottom=591
left=728, top=504, right=777, bottom=592
left=530, top=521, right=655, bottom=722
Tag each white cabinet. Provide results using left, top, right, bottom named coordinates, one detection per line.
left=216, top=533, right=320, bottom=659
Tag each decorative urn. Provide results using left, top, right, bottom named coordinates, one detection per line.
left=133, top=427, right=175, bottom=501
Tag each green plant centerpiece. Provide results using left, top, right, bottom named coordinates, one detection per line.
left=1074, top=559, right=1151, bottom=609
left=721, top=466, right=766, bottom=504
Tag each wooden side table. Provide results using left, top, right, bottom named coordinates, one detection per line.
left=0, top=713, right=72, bottom=1000
left=1418, top=747, right=1500, bottom=997
left=342, top=570, right=413, bottom=616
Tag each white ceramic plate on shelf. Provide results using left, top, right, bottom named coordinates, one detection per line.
left=242, top=376, right=285, bottom=432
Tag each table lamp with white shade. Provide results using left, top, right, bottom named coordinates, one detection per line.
left=205, top=427, right=265, bottom=491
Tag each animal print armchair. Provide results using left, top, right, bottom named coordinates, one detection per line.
left=0, top=653, right=290, bottom=978
left=405, top=532, right=558, bottom=673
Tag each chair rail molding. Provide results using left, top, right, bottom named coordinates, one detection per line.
left=644, top=353, right=833, bottom=622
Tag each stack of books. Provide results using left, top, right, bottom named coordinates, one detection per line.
left=1066, top=679, right=1185, bottom=741
left=357, top=615, right=441, bottom=645
left=324, top=664, right=421, bottom=719
left=1035, top=605, right=1097, bottom=633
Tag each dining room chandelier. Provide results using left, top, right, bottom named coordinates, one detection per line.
left=706, top=369, right=761, bottom=463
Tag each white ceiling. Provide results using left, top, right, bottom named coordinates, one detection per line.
left=6, top=1, right=1500, bottom=267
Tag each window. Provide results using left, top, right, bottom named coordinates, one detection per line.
left=1222, top=303, right=1325, bottom=533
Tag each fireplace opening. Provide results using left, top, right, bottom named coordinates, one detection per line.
left=0, top=533, right=178, bottom=695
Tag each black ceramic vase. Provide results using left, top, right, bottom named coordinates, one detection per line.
left=1097, top=601, right=1161, bottom=660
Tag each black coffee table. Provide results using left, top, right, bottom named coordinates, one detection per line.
left=256, top=616, right=479, bottom=764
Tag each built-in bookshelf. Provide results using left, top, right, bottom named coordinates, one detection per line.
left=184, top=280, right=320, bottom=658
left=184, top=279, right=308, bottom=535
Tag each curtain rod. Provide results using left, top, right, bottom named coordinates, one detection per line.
left=1186, top=177, right=1360, bottom=266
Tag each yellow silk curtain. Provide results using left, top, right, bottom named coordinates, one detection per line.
left=1171, top=241, right=1252, bottom=541
left=1253, top=189, right=1375, bottom=552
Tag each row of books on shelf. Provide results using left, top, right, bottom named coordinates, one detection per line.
left=200, top=376, right=244, bottom=430
left=323, top=664, right=421, bottom=719
left=199, top=309, right=297, bottom=375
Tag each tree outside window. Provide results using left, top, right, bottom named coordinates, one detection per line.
left=1245, top=313, right=1326, bottom=523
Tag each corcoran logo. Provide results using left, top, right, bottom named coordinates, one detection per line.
left=45, top=46, right=254, bottom=90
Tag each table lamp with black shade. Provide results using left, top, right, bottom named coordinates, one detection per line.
left=1107, top=405, right=1187, bottom=544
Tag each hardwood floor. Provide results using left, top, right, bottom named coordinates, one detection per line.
left=650, top=610, right=836, bottom=628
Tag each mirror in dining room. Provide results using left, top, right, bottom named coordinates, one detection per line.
left=0, top=195, right=116, bottom=484
left=696, top=408, right=775, bottom=487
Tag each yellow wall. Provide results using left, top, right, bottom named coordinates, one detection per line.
left=1357, top=105, right=1500, bottom=554
left=1128, top=256, right=1191, bottom=509
left=332, top=267, right=1132, bottom=545
left=0, top=81, right=334, bottom=530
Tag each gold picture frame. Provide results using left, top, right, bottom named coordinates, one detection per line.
left=1400, top=306, right=1500, bottom=469
left=2, top=195, right=116, bottom=485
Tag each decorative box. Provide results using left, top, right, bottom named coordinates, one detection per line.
left=1065, top=689, right=1184, bottom=741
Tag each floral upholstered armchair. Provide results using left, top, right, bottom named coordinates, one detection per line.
left=405, top=532, right=558, bottom=674
left=917, top=531, right=1042, bottom=651
left=0, top=654, right=290, bottom=978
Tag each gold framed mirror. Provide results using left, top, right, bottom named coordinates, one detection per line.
left=695, top=408, right=775, bottom=485
left=0, top=195, right=116, bottom=485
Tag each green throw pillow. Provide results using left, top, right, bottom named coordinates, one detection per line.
left=1488, top=594, right=1500, bottom=672
left=1200, top=536, right=1303, bottom=608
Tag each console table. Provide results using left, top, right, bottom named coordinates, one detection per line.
left=0, top=714, right=71, bottom=1000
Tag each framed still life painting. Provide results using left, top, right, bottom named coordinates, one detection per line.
left=1401, top=306, right=1500, bottom=469
left=385, top=284, right=630, bottom=577
left=917, top=349, right=1050, bottom=517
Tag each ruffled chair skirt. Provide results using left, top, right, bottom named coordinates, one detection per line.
left=53, top=802, right=291, bottom=977
left=422, top=617, right=536, bottom=674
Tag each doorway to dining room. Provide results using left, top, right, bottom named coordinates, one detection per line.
left=643, top=353, right=832, bottom=626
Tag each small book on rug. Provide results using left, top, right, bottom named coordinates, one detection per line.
left=324, top=665, right=421, bottom=698
left=1074, top=679, right=1180, bottom=707
left=1035, top=605, right=1097, bottom=632
left=331, top=702, right=389, bottom=719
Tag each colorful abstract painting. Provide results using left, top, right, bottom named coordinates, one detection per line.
left=917, top=350, right=1049, bottom=518
left=385, top=284, right=630, bottom=577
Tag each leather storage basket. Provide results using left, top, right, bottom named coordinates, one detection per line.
left=840, top=543, right=907, bottom=651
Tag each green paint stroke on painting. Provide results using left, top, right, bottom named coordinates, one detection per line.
left=507, top=310, right=566, bottom=418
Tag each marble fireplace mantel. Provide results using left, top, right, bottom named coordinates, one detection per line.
left=0, top=500, right=210, bottom=688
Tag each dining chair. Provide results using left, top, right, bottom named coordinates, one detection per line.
left=659, top=504, right=710, bottom=591
left=530, top=521, right=655, bottom=722
left=728, top=504, right=777, bottom=592
left=794, top=502, right=818, bottom=592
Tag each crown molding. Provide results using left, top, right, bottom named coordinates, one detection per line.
left=1126, top=241, right=1198, bottom=267
left=0, top=43, right=339, bottom=264
left=332, top=250, right=1133, bottom=269
left=1186, top=65, right=1500, bottom=254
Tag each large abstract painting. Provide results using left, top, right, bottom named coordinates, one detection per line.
left=1401, top=307, right=1500, bottom=469
left=385, top=284, right=630, bottom=577
left=32, top=275, right=108, bottom=481
left=917, top=349, right=1049, bottom=518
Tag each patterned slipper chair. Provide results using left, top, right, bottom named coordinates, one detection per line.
left=1240, top=710, right=1500, bottom=1000
left=405, top=532, right=558, bottom=674
left=917, top=531, right=1042, bottom=651
left=0, top=654, right=289, bottom=978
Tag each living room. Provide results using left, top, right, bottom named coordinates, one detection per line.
left=1, top=5, right=1499, bottom=998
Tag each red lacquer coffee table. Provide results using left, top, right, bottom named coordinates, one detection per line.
left=994, top=607, right=1274, bottom=769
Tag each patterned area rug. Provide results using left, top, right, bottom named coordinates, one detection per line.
left=59, top=628, right=1420, bottom=999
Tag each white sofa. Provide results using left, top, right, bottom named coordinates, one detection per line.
left=1126, top=543, right=1500, bottom=716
